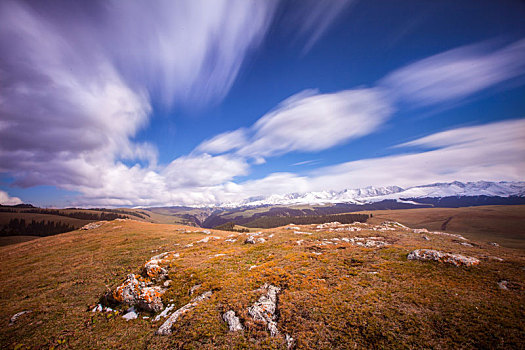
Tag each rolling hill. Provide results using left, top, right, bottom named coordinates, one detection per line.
left=0, top=218, right=523, bottom=349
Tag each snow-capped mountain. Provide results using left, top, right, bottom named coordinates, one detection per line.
left=220, top=181, right=525, bottom=208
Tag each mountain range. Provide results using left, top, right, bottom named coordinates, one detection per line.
left=220, top=181, right=525, bottom=208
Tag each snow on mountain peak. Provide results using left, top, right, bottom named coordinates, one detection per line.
left=220, top=181, right=525, bottom=208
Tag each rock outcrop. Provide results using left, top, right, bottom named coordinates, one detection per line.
left=9, top=310, right=32, bottom=326
left=248, top=284, right=281, bottom=337
left=142, top=251, right=178, bottom=280
left=156, top=291, right=212, bottom=335
left=80, top=221, right=106, bottom=230
left=112, top=274, right=165, bottom=312
left=407, top=249, right=480, bottom=267
left=223, top=310, right=243, bottom=331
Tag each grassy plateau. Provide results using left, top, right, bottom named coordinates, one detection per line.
left=0, top=207, right=524, bottom=349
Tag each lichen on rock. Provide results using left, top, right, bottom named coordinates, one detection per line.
left=407, top=249, right=480, bottom=267
left=112, top=274, right=165, bottom=312
left=223, top=310, right=243, bottom=331
left=248, top=284, right=281, bottom=337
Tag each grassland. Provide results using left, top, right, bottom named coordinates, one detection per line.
left=1, top=217, right=523, bottom=349
left=365, top=205, right=525, bottom=249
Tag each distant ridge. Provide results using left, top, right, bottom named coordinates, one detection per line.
left=219, top=181, right=525, bottom=208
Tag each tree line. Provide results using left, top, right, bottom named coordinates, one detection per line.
left=213, top=221, right=250, bottom=232
left=0, top=218, right=76, bottom=237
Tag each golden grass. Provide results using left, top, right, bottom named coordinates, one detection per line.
left=0, top=219, right=524, bottom=349
left=364, top=205, right=525, bottom=249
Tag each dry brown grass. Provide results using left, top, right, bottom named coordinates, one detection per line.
left=364, top=205, right=525, bottom=249
left=0, top=218, right=524, bottom=349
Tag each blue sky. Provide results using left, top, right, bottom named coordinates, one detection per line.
left=0, top=0, right=524, bottom=207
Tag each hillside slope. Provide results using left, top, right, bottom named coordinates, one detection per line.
left=0, top=219, right=523, bottom=349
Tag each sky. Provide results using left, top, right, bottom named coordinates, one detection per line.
left=0, top=0, right=524, bottom=207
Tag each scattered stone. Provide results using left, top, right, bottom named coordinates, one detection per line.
left=154, top=304, right=175, bottom=321
left=245, top=236, right=256, bottom=244
left=196, top=237, right=210, bottom=243
left=431, top=231, right=467, bottom=240
left=249, top=265, right=258, bottom=270
left=460, top=242, right=474, bottom=247
left=203, top=230, right=211, bottom=234
left=142, top=251, right=178, bottom=280
left=122, top=306, right=138, bottom=320
left=157, top=291, right=212, bottom=335
left=163, top=280, right=172, bottom=287
left=112, top=274, right=165, bottom=312
left=184, top=243, right=194, bottom=248
left=9, top=310, right=32, bottom=326
left=407, top=249, right=480, bottom=267
left=213, top=253, right=226, bottom=257
left=490, top=256, right=504, bottom=262
left=223, top=310, right=244, bottom=331
left=413, top=228, right=429, bottom=234
left=286, top=333, right=295, bottom=349
left=80, top=221, right=106, bottom=230
left=382, top=221, right=409, bottom=229
left=498, top=280, right=509, bottom=290
left=296, top=240, right=304, bottom=245
left=257, top=238, right=266, bottom=243
left=268, top=234, right=274, bottom=238
left=248, top=284, right=281, bottom=337
left=143, top=316, right=150, bottom=319
left=489, top=242, right=500, bottom=247
left=342, top=237, right=389, bottom=248
left=189, top=284, right=201, bottom=296
left=294, top=231, right=312, bottom=235
left=422, top=235, right=430, bottom=241
left=225, top=238, right=237, bottom=243
left=91, top=304, right=114, bottom=313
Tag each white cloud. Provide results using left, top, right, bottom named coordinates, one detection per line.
left=162, top=154, right=249, bottom=188
left=308, top=118, right=525, bottom=190
left=1, top=0, right=358, bottom=207
left=282, top=0, right=356, bottom=53
left=380, top=39, right=525, bottom=107
left=0, top=190, right=23, bottom=205
left=196, top=129, right=248, bottom=154
left=227, top=88, right=392, bottom=158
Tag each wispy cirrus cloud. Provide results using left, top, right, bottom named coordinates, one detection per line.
left=380, top=39, right=525, bottom=107
left=197, top=88, right=392, bottom=160
left=1, top=0, right=524, bottom=208
left=235, top=118, right=525, bottom=199
left=0, top=0, right=352, bottom=206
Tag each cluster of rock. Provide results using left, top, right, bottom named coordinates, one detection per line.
left=222, top=284, right=294, bottom=349
left=413, top=228, right=467, bottom=240
left=407, top=249, right=480, bottom=267
left=156, top=291, right=213, bottom=335
left=314, top=222, right=363, bottom=232
left=312, top=221, right=408, bottom=233
left=244, top=231, right=267, bottom=244
left=9, top=310, right=32, bottom=326
left=80, top=221, right=106, bottom=230
left=143, top=251, right=179, bottom=280
left=112, top=274, right=166, bottom=312
left=316, top=236, right=389, bottom=248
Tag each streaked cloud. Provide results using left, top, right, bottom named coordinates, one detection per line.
left=196, top=129, right=248, bottom=154
left=308, top=118, right=525, bottom=190
left=282, top=0, right=356, bottom=53
left=198, top=88, right=392, bottom=160
left=0, top=0, right=351, bottom=203
left=380, top=39, right=525, bottom=107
